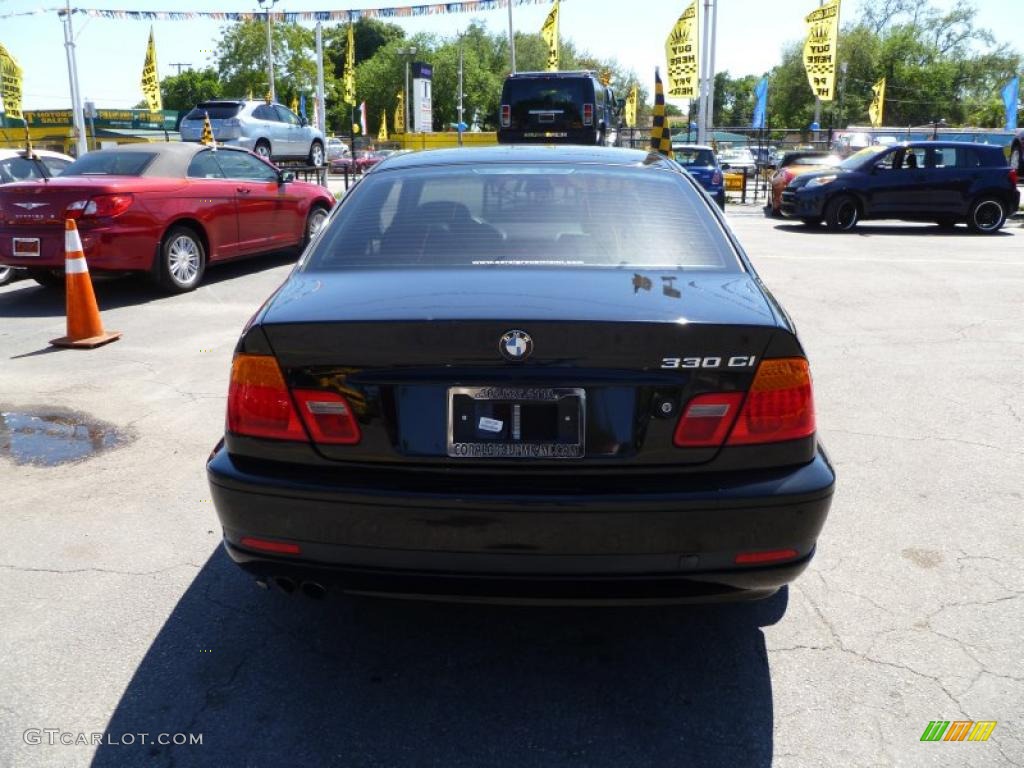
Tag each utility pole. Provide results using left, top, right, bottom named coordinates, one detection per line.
left=457, top=40, right=464, bottom=146
left=62, top=0, right=87, bottom=158
left=697, top=0, right=712, bottom=144
left=315, top=23, right=326, bottom=135
left=257, top=0, right=279, bottom=101
left=168, top=62, right=192, bottom=75
left=706, top=0, right=718, bottom=144
left=398, top=46, right=418, bottom=134
left=507, top=0, right=516, bottom=73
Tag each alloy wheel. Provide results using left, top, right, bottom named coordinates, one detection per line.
left=168, top=235, right=201, bottom=286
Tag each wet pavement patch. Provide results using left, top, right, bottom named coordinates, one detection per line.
left=0, top=407, right=134, bottom=466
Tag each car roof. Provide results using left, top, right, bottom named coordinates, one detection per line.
left=72, top=142, right=256, bottom=176
left=376, top=145, right=671, bottom=171
left=505, top=70, right=600, bottom=79
left=671, top=144, right=714, bottom=151
left=0, top=148, right=75, bottom=161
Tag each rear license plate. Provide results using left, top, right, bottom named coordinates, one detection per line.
left=12, top=238, right=40, bottom=257
left=447, top=386, right=585, bottom=459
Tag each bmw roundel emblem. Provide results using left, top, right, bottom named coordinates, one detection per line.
left=499, top=330, right=533, bottom=361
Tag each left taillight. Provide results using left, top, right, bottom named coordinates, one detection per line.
left=226, top=353, right=361, bottom=445
left=583, top=103, right=594, bottom=126
left=1010, top=169, right=1019, bottom=186
left=65, top=193, right=134, bottom=220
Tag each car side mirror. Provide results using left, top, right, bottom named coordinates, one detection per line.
left=299, top=117, right=308, bottom=127
left=720, top=163, right=731, bottom=170
left=279, top=171, right=295, bottom=184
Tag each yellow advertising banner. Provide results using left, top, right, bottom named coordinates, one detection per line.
left=141, top=27, right=162, bottom=112
left=343, top=23, right=356, bottom=105
left=665, top=1, right=699, bottom=100
left=0, top=43, right=25, bottom=122
left=394, top=91, right=404, bottom=133
left=803, top=0, right=841, bottom=102
left=868, top=77, right=885, bottom=127
left=378, top=109, right=388, bottom=141
left=624, top=84, right=637, bottom=128
left=540, top=0, right=559, bottom=72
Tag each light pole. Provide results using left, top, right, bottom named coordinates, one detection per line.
left=397, top=46, right=418, bottom=134
left=257, top=0, right=279, bottom=102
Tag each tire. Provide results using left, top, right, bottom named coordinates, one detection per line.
left=1011, top=144, right=1022, bottom=175
left=157, top=225, right=206, bottom=292
left=967, top=197, right=1006, bottom=234
left=27, top=267, right=65, bottom=289
left=308, top=140, right=325, bottom=168
left=824, top=194, right=859, bottom=232
left=303, top=204, right=330, bottom=247
left=0, top=266, right=13, bottom=286
left=254, top=139, right=272, bottom=160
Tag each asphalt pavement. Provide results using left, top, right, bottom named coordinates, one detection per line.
left=0, top=213, right=1021, bottom=767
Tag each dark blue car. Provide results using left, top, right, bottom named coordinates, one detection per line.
left=672, top=143, right=726, bottom=209
left=781, top=141, right=1019, bottom=233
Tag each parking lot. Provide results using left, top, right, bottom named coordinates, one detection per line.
left=1, top=210, right=1022, bottom=767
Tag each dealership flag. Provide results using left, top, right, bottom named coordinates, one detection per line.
left=0, top=42, right=25, bottom=121
left=394, top=91, right=404, bottom=133
left=343, top=22, right=356, bottom=105
left=540, top=0, right=559, bottom=71
left=378, top=109, right=388, bottom=141
left=665, top=1, right=698, bottom=100
left=868, top=77, right=885, bottom=128
left=803, top=0, right=840, bottom=102
left=140, top=27, right=162, bottom=112
left=299, top=93, right=307, bottom=120
left=1002, top=76, right=1019, bottom=131
left=359, top=101, right=367, bottom=136
left=650, top=68, right=671, bottom=157
left=624, top=83, right=637, bottom=128
left=752, top=76, right=768, bottom=130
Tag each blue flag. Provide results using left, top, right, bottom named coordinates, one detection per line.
left=752, top=76, right=768, bottom=130
left=1001, top=76, right=1019, bottom=131
left=299, top=93, right=307, bottom=121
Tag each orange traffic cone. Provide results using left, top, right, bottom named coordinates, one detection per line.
left=49, top=219, right=121, bottom=349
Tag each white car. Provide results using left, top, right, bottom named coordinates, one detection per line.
left=326, top=137, right=350, bottom=161
left=717, top=148, right=757, bottom=173
left=0, top=148, right=75, bottom=286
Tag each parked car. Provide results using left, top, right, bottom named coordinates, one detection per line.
left=326, top=137, right=350, bottom=162
left=1011, top=128, right=1024, bottom=176
left=672, top=143, right=725, bottom=208
left=329, top=150, right=386, bottom=175
left=207, top=144, right=835, bottom=604
left=717, top=148, right=756, bottom=173
left=180, top=99, right=326, bottom=167
left=0, top=148, right=75, bottom=286
left=0, top=143, right=334, bottom=292
left=780, top=141, right=1020, bottom=233
left=748, top=144, right=778, bottom=169
left=497, top=70, right=618, bottom=146
left=766, top=151, right=842, bottom=216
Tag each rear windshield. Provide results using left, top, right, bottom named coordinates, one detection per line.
left=304, top=164, right=739, bottom=272
left=0, top=156, right=47, bottom=183
left=673, top=148, right=715, bottom=166
left=503, top=78, right=590, bottom=123
left=62, top=152, right=155, bottom=176
left=185, top=103, right=242, bottom=120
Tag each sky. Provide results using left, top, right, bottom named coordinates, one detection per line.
left=0, top=0, right=1018, bottom=110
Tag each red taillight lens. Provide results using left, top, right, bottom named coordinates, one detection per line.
left=727, top=358, right=815, bottom=445
left=291, top=389, right=361, bottom=445
left=735, top=548, right=798, bottom=565
left=240, top=536, right=301, bottom=555
left=65, top=194, right=134, bottom=220
left=500, top=105, right=511, bottom=127
left=583, top=103, right=594, bottom=125
left=673, top=392, right=744, bottom=447
left=226, top=354, right=307, bottom=441
left=711, top=170, right=722, bottom=185
left=1010, top=169, right=1019, bottom=186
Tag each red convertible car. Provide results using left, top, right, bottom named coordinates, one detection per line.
left=0, top=143, right=334, bottom=292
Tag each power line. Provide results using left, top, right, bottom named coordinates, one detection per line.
left=168, top=62, right=192, bottom=74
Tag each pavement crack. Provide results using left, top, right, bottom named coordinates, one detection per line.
left=0, top=563, right=200, bottom=577
left=828, top=427, right=1023, bottom=456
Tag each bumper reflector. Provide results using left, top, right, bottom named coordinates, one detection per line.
left=735, top=548, right=799, bottom=565
left=240, top=536, right=302, bottom=555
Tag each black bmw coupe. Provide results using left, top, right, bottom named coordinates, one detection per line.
left=207, top=145, right=835, bottom=603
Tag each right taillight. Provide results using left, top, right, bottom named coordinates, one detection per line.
left=64, top=194, right=134, bottom=220
left=1010, top=169, right=1019, bottom=186
left=227, top=354, right=307, bottom=441
left=500, top=105, right=511, bottom=127
left=727, top=357, right=815, bottom=445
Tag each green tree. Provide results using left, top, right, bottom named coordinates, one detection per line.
left=159, top=67, right=223, bottom=112
left=215, top=20, right=320, bottom=105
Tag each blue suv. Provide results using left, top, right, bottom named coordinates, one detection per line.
left=672, top=144, right=725, bottom=209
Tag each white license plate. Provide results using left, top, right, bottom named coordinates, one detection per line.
left=12, top=238, right=41, bottom=257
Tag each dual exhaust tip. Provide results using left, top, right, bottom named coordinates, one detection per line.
left=258, top=575, right=327, bottom=599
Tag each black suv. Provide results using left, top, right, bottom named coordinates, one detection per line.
left=781, top=142, right=1020, bottom=233
left=497, top=71, right=618, bottom=146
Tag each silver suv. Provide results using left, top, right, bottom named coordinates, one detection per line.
left=180, top=99, right=325, bottom=167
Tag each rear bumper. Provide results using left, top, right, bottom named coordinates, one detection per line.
left=0, top=225, right=157, bottom=272
left=207, top=444, right=836, bottom=602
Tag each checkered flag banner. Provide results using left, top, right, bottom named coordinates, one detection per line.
left=802, top=0, right=840, bottom=102
left=650, top=68, right=671, bottom=157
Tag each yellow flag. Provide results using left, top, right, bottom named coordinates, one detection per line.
left=0, top=43, right=24, bottom=122
left=291, top=95, right=299, bottom=113
left=141, top=27, right=162, bottom=112
left=868, top=77, right=885, bottom=127
left=624, top=84, right=638, bottom=128
left=343, top=22, right=356, bottom=105
left=650, top=68, right=671, bottom=157
left=378, top=110, right=389, bottom=142
left=665, top=2, right=699, bottom=100
left=540, top=1, right=559, bottom=71
left=394, top=91, right=404, bottom=133
left=803, top=0, right=841, bottom=102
